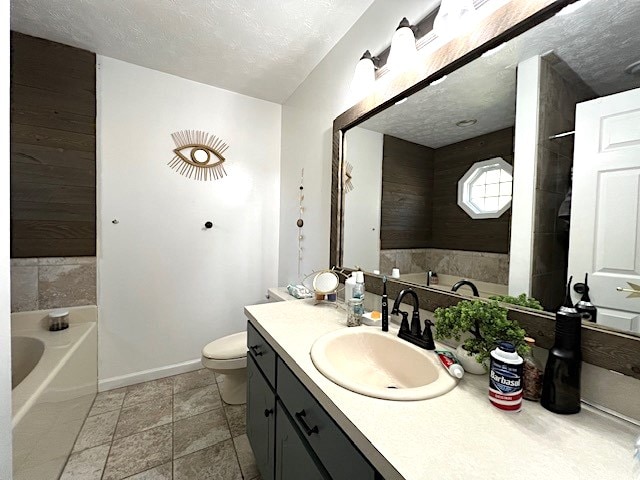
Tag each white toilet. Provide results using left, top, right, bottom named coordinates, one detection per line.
left=201, top=331, right=248, bottom=405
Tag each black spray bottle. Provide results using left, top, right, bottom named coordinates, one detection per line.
left=576, top=273, right=597, bottom=323
left=541, top=277, right=582, bottom=414
left=381, top=276, right=389, bottom=332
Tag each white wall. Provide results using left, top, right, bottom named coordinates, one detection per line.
left=342, top=127, right=383, bottom=272
left=1, top=3, right=13, bottom=476
left=509, top=55, right=540, bottom=296
left=278, top=0, right=440, bottom=285
left=98, top=57, right=281, bottom=388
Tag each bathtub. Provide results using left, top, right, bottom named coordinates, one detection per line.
left=11, top=306, right=97, bottom=480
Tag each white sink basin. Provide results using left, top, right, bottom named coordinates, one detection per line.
left=310, top=327, right=458, bottom=401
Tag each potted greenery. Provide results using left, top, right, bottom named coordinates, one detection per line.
left=489, top=293, right=543, bottom=311
left=433, top=298, right=530, bottom=374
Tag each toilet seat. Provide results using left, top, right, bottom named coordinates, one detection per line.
left=202, top=331, right=247, bottom=360
left=201, top=355, right=246, bottom=370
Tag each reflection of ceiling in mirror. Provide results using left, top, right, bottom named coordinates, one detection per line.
left=359, top=0, right=640, bottom=149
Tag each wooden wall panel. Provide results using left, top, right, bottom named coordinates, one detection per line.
left=380, top=135, right=434, bottom=250
left=10, top=32, right=96, bottom=257
left=379, top=129, right=513, bottom=253
left=431, top=127, right=514, bottom=253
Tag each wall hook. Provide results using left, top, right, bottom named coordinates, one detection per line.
left=204, top=221, right=213, bottom=229
left=112, top=219, right=119, bottom=224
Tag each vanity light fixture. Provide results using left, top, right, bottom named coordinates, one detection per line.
left=556, top=0, right=593, bottom=16
left=387, top=18, right=418, bottom=72
left=433, top=0, right=477, bottom=37
left=456, top=119, right=477, bottom=127
left=350, top=50, right=378, bottom=97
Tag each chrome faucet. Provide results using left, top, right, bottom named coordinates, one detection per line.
left=451, top=279, right=480, bottom=297
left=391, top=288, right=435, bottom=350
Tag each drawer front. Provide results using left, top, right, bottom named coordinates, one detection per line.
left=277, top=358, right=376, bottom=480
left=247, top=321, right=277, bottom=386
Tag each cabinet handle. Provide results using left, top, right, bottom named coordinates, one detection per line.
left=249, top=345, right=263, bottom=356
left=264, top=408, right=273, bottom=417
left=294, top=409, right=319, bottom=436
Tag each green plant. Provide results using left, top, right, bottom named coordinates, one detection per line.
left=489, top=293, right=543, bottom=310
left=434, top=299, right=528, bottom=365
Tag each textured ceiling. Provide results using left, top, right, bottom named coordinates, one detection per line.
left=359, top=0, right=640, bottom=148
left=10, top=0, right=375, bottom=103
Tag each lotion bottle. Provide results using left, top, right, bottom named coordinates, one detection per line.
left=344, top=273, right=356, bottom=301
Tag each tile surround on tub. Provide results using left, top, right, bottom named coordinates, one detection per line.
left=380, top=248, right=509, bottom=285
left=10, top=256, right=97, bottom=312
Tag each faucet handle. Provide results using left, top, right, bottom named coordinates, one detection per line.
left=399, top=311, right=410, bottom=333
left=421, top=319, right=436, bottom=350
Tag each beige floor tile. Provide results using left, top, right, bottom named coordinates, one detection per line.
left=89, top=389, right=126, bottom=416
left=173, top=368, right=217, bottom=394
left=173, top=438, right=242, bottom=480
left=123, top=377, right=173, bottom=407
left=233, top=434, right=259, bottom=480
left=115, top=395, right=172, bottom=439
left=173, top=384, right=221, bottom=421
left=223, top=404, right=246, bottom=437
left=174, top=408, right=231, bottom=459
left=60, top=444, right=110, bottom=480
left=73, top=410, right=119, bottom=452
left=103, top=424, right=172, bottom=480
left=123, top=462, right=172, bottom=479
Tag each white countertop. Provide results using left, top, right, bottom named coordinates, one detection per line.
left=244, top=299, right=640, bottom=480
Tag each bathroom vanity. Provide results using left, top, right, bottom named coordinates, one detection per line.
left=245, top=299, right=638, bottom=480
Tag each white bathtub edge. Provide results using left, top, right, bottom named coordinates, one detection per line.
left=12, top=323, right=96, bottom=428
left=98, top=357, right=202, bottom=391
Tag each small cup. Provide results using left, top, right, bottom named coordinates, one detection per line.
left=391, top=268, right=400, bottom=278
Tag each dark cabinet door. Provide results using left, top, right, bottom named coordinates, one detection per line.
left=247, top=354, right=276, bottom=480
left=275, top=400, right=329, bottom=480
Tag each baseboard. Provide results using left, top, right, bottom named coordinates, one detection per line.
left=99, top=358, right=202, bottom=391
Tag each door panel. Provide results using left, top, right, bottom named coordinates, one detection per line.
left=569, top=87, right=640, bottom=332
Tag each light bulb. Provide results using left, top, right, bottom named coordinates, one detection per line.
left=387, top=18, right=417, bottom=72
left=350, top=50, right=376, bottom=98
left=433, top=0, right=476, bottom=38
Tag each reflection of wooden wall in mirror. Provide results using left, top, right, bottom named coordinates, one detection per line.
left=330, top=0, right=640, bottom=379
left=380, top=136, right=434, bottom=250
left=431, top=127, right=513, bottom=253
left=380, top=128, right=513, bottom=253
left=530, top=56, right=597, bottom=311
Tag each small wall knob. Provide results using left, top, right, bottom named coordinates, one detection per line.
left=204, top=221, right=213, bottom=229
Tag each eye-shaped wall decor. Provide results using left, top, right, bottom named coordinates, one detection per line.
left=168, top=130, right=230, bottom=181
left=343, top=161, right=354, bottom=193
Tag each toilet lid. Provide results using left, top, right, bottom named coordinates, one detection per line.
left=202, top=331, right=247, bottom=360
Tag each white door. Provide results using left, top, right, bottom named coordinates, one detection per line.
left=569, top=87, right=640, bottom=333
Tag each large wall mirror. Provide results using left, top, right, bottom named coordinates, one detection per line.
left=333, top=0, right=640, bottom=375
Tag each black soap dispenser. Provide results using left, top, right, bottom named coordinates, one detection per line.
left=541, top=278, right=582, bottom=414
left=575, top=273, right=597, bottom=323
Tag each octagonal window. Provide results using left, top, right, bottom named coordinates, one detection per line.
left=457, top=157, right=513, bottom=219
